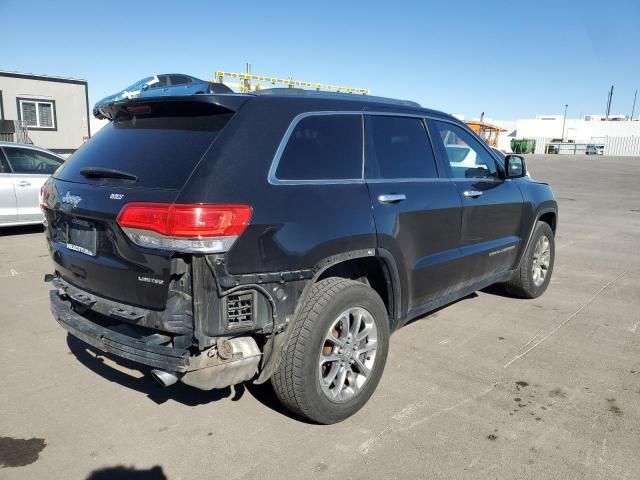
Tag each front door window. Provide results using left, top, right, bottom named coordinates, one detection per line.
left=433, top=121, right=499, bottom=179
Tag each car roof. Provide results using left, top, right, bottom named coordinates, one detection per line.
left=99, top=89, right=461, bottom=124
left=253, top=88, right=421, bottom=108
left=251, top=88, right=448, bottom=115
left=157, top=73, right=203, bottom=80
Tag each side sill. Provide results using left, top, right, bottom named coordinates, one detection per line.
left=396, top=270, right=513, bottom=331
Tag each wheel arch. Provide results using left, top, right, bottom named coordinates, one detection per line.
left=515, top=206, right=558, bottom=269
left=317, top=252, right=401, bottom=325
left=254, top=249, right=402, bottom=384
left=539, top=210, right=557, bottom=233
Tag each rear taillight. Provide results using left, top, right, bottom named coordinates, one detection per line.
left=117, top=203, right=252, bottom=253
left=39, top=185, right=49, bottom=211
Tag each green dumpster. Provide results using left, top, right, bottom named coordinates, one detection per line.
left=511, top=139, right=536, bottom=154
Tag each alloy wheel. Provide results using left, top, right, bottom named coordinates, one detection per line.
left=532, top=235, right=551, bottom=287
left=318, top=307, right=378, bottom=402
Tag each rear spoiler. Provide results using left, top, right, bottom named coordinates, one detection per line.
left=98, top=94, right=251, bottom=121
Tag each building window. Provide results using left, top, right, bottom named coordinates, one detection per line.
left=17, top=98, right=56, bottom=130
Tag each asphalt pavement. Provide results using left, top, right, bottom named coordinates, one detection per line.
left=1, top=154, right=638, bottom=479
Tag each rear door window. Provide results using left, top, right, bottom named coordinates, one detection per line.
left=55, top=108, right=232, bottom=189
left=169, top=75, right=191, bottom=85
left=274, top=114, right=362, bottom=181
left=366, top=115, right=438, bottom=179
left=3, top=147, right=62, bottom=174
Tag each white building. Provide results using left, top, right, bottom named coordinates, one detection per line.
left=0, top=71, right=91, bottom=154
left=482, top=115, right=640, bottom=155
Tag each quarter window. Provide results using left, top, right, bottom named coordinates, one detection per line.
left=18, top=99, right=55, bottom=129
left=367, top=115, right=438, bottom=179
left=275, top=114, right=362, bottom=181
left=432, top=121, right=498, bottom=179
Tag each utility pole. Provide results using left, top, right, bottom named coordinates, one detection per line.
left=561, top=104, right=568, bottom=141
left=605, top=85, right=614, bottom=120
left=631, top=89, right=637, bottom=121
left=243, top=63, right=252, bottom=93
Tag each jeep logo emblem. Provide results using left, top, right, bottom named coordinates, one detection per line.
left=61, top=191, right=82, bottom=208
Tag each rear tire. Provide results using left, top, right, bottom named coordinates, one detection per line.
left=505, top=221, right=555, bottom=299
left=271, top=277, right=389, bottom=424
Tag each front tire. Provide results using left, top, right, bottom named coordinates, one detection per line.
left=272, top=277, right=389, bottom=424
left=505, top=221, right=555, bottom=298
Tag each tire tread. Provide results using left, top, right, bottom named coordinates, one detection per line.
left=272, top=277, right=371, bottom=419
left=505, top=221, right=554, bottom=299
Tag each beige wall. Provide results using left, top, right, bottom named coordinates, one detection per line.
left=0, top=73, right=89, bottom=152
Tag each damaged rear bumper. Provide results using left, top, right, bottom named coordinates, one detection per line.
left=50, top=290, right=191, bottom=372
left=50, top=289, right=262, bottom=389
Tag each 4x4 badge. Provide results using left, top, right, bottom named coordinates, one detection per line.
left=61, top=191, right=82, bottom=208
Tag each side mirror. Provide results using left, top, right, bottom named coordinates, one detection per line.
left=141, top=84, right=149, bottom=91
left=505, top=154, right=526, bottom=178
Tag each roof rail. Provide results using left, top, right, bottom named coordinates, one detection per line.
left=252, top=88, right=421, bottom=108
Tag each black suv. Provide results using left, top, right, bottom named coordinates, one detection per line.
left=44, top=90, right=557, bottom=424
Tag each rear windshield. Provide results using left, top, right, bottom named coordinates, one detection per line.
left=55, top=111, right=232, bottom=189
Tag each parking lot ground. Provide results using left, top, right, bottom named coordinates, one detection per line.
left=0, top=154, right=639, bottom=480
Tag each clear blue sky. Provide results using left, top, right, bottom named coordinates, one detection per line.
left=1, top=0, right=639, bottom=119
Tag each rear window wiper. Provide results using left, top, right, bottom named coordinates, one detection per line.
left=79, top=167, right=138, bottom=182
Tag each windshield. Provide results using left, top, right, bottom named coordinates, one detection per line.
left=124, top=76, right=157, bottom=92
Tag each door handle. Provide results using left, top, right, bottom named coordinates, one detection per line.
left=378, top=193, right=406, bottom=204
left=463, top=190, right=482, bottom=198
left=17, top=181, right=31, bottom=187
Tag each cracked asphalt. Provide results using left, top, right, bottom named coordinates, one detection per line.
left=1, top=154, right=638, bottom=479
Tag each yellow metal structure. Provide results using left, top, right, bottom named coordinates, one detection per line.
left=465, top=120, right=506, bottom=148
left=214, top=64, right=370, bottom=95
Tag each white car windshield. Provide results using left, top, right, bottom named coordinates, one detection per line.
left=124, top=76, right=158, bottom=92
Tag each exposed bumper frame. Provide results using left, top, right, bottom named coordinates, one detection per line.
left=50, top=290, right=190, bottom=373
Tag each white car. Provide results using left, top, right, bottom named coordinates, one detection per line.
left=445, top=144, right=484, bottom=168
left=0, top=142, right=63, bottom=227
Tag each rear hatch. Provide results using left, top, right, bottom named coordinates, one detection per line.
left=44, top=97, right=245, bottom=310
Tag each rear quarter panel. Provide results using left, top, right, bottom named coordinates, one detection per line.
left=177, top=97, right=377, bottom=274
